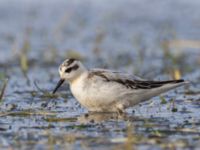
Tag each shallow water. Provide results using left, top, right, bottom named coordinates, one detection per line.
left=0, top=0, right=200, bottom=149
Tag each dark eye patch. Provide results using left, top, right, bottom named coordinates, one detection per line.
left=72, top=64, right=79, bottom=70
left=65, top=68, right=72, bottom=73
left=65, top=64, right=79, bottom=73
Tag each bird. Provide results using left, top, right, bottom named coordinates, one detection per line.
left=52, top=58, right=188, bottom=114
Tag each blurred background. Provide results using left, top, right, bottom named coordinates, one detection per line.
left=0, top=0, right=200, bottom=149
left=0, top=0, right=200, bottom=78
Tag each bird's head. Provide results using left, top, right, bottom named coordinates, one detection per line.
left=53, top=58, right=87, bottom=94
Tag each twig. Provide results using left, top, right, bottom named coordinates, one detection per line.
left=0, top=79, right=8, bottom=101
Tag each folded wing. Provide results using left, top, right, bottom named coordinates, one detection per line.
left=89, top=69, right=185, bottom=90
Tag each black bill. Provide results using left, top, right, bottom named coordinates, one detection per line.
left=52, top=79, right=65, bottom=94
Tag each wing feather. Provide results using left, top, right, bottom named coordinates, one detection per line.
left=89, top=69, right=184, bottom=90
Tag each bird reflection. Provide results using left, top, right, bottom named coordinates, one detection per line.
left=77, top=112, right=138, bottom=123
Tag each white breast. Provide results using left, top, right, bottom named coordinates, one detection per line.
left=70, top=73, right=129, bottom=111
left=70, top=73, right=88, bottom=107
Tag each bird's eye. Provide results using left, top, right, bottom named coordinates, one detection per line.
left=65, top=68, right=72, bottom=73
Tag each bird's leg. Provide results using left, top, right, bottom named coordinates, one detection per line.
left=116, top=103, right=125, bottom=116
left=117, top=108, right=124, bottom=115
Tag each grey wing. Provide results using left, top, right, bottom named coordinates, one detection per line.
left=91, top=68, right=144, bottom=80
left=90, top=68, right=185, bottom=90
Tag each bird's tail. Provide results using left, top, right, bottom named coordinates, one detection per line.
left=146, top=79, right=188, bottom=98
left=131, top=79, right=189, bottom=105
left=151, top=79, right=185, bottom=84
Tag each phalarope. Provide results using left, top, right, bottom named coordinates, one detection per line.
left=53, top=58, right=188, bottom=113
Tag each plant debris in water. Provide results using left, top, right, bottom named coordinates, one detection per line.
left=0, top=79, right=8, bottom=102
